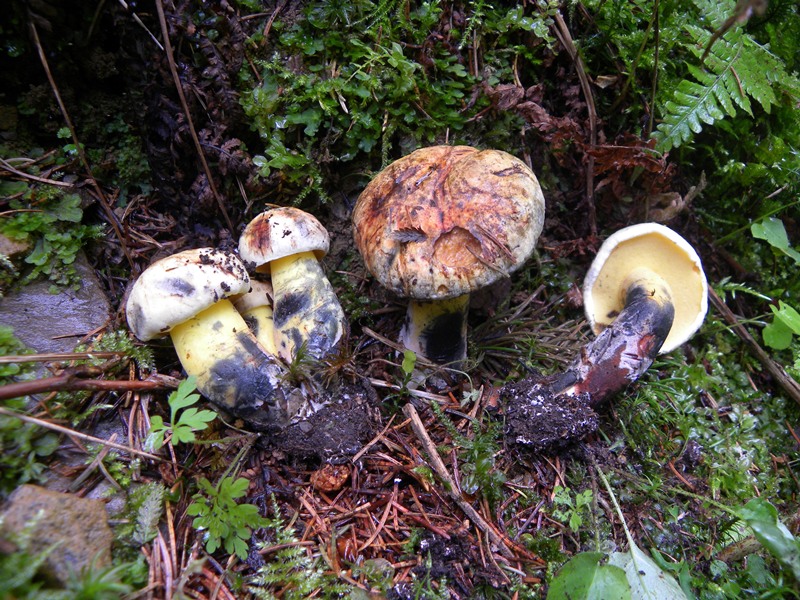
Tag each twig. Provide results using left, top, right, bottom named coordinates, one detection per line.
left=0, top=368, right=172, bottom=401
left=0, top=405, right=166, bottom=462
left=153, top=0, right=234, bottom=234
left=0, top=157, right=73, bottom=188
left=551, top=9, right=598, bottom=236
left=709, top=287, right=800, bottom=406
left=402, top=403, right=514, bottom=559
left=0, top=351, right=124, bottom=364
left=29, top=19, right=134, bottom=268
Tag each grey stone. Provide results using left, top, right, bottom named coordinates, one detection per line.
left=0, top=252, right=111, bottom=354
left=0, top=484, right=114, bottom=584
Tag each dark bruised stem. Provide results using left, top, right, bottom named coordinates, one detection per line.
left=401, top=295, right=469, bottom=365
left=556, top=278, right=675, bottom=407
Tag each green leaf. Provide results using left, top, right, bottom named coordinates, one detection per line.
left=772, top=302, right=800, bottom=335
left=763, top=317, right=793, bottom=350
left=609, top=543, right=689, bottom=600
left=168, top=376, right=202, bottom=418
left=738, top=498, right=800, bottom=581
left=547, top=552, right=631, bottom=600
left=751, top=218, right=800, bottom=265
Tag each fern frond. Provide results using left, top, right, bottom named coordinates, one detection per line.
left=653, top=22, right=800, bottom=152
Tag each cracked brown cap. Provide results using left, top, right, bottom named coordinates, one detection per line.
left=352, top=145, right=546, bottom=299
left=239, top=207, right=330, bottom=273
left=126, top=248, right=251, bottom=341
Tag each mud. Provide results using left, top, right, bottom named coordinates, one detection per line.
left=501, top=375, right=599, bottom=452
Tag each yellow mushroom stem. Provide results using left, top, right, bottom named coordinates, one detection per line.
left=269, top=251, right=346, bottom=364
left=169, top=299, right=305, bottom=428
left=238, top=303, right=278, bottom=356
left=400, top=294, right=470, bottom=365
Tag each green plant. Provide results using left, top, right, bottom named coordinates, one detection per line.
left=247, top=496, right=351, bottom=599
left=145, top=376, right=217, bottom=451
left=116, top=482, right=166, bottom=546
left=551, top=486, right=594, bottom=534
left=186, top=475, right=269, bottom=560
left=0, top=326, right=60, bottom=495
left=429, top=400, right=506, bottom=508
left=652, top=0, right=800, bottom=152
left=0, top=181, right=104, bottom=291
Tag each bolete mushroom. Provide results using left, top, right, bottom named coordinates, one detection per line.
left=239, top=207, right=346, bottom=364
left=582, top=222, right=708, bottom=354
left=126, top=248, right=304, bottom=428
left=352, top=145, right=545, bottom=365
left=503, top=223, right=709, bottom=449
left=233, top=280, right=278, bottom=356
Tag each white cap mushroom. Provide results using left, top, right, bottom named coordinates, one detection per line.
left=583, top=222, right=708, bottom=353
left=126, top=248, right=303, bottom=428
left=352, top=145, right=545, bottom=365
left=233, top=280, right=278, bottom=356
left=239, top=207, right=346, bottom=364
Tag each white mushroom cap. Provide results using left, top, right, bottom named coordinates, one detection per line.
left=583, top=223, right=708, bottom=353
left=126, top=248, right=251, bottom=341
left=233, top=280, right=274, bottom=313
left=239, top=207, right=330, bottom=273
left=352, top=146, right=545, bottom=300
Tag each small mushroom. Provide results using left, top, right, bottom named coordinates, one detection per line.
left=239, top=207, right=346, bottom=364
left=352, top=145, right=545, bottom=365
left=125, top=248, right=304, bottom=428
left=233, top=280, right=278, bottom=356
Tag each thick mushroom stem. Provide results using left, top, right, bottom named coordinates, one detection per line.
left=168, top=298, right=305, bottom=428
left=234, top=281, right=278, bottom=356
left=400, top=294, right=470, bottom=365
left=269, top=251, right=346, bottom=364
left=558, top=267, right=675, bottom=406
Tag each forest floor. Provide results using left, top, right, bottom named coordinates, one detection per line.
left=1, top=1, right=799, bottom=599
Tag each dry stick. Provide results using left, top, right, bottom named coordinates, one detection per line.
left=709, top=287, right=800, bottom=406
left=402, top=403, right=514, bottom=560
left=154, top=0, right=234, bottom=234
left=0, top=369, right=170, bottom=401
left=28, top=21, right=134, bottom=269
left=552, top=10, right=598, bottom=237
left=0, top=157, right=73, bottom=188
left=0, top=406, right=165, bottom=462
left=0, top=351, right=124, bottom=364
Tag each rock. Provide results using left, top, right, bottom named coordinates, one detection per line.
left=0, top=484, right=114, bottom=584
left=0, top=252, right=111, bottom=354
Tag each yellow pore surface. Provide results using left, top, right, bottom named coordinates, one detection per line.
left=589, top=233, right=705, bottom=352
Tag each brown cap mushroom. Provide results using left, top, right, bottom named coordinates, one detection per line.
left=126, top=248, right=303, bottom=428
left=239, top=207, right=346, bottom=364
left=352, top=145, right=545, bottom=364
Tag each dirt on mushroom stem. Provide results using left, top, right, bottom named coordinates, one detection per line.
left=503, top=280, right=675, bottom=451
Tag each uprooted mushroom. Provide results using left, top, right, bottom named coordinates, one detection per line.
left=503, top=223, right=709, bottom=450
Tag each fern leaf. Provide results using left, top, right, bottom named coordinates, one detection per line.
left=653, top=20, right=798, bottom=152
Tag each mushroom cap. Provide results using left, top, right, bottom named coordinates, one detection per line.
left=352, top=145, right=546, bottom=300
left=126, top=248, right=251, bottom=341
left=582, top=223, right=708, bottom=353
left=233, top=279, right=274, bottom=313
left=239, top=207, right=330, bottom=272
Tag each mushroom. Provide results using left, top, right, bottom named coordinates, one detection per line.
left=126, top=248, right=305, bottom=428
left=503, top=223, right=709, bottom=449
left=233, top=280, right=278, bottom=356
left=352, top=145, right=545, bottom=365
left=239, top=207, right=346, bottom=364
left=558, top=222, right=708, bottom=404
left=582, top=222, right=708, bottom=354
